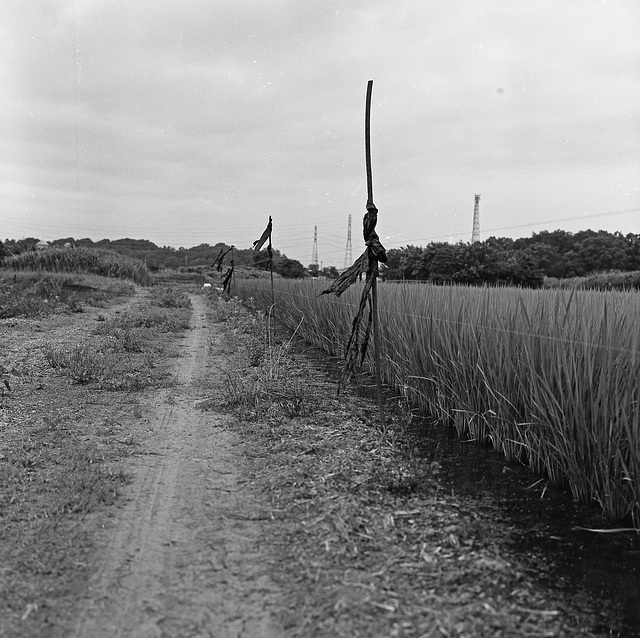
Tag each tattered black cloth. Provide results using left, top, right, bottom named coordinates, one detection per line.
left=363, top=202, right=387, bottom=264
left=213, top=246, right=233, bottom=272
left=253, top=216, right=272, bottom=251
left=320, top=251, right=368, bottom=297
left=211, top=247, right=224, bottom=271
left=322, top=201, right=387, bottom=298
left=222, top=266, right=234, bottom=294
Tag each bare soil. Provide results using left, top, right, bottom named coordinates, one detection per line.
left=1, top=285, right=638, bottom=637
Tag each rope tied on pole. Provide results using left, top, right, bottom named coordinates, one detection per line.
left=364, top=202, right=387, bottom=266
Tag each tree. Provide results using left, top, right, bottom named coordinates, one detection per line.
left=625, top=233, right=640, bottom=270
left=575, top=233, right=630, bottom=273
left=308, top=263, right=320, bottom=278
left=383, top=246, right=423, bottom=280
left=275, top=257, right=306, bottom=278
left=321, top=265, right=339, bottom=279
left=253, top=250, right=272, bottom=271
left=504, top=248, right=544, bottom=287
left=426, top=243, right=463, bottom=284
left=5, top=237, right=40, bottom=254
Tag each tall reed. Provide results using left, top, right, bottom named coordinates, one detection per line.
left=5, top=247, right=151, bottom=285
left=237, top=278, right=640, bottom=527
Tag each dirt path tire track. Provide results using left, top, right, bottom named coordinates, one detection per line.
left=72, top=294, right=282, bottom=638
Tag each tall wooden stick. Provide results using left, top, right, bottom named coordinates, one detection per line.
left=231, top=245, right=236, bottom=296
left=269, top=235, right=274, bottom=312
left=365, top=80, right=374, bottom=208
left=365, top=80, right=385, bottom=429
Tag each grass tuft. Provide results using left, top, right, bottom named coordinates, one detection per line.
left=0, top=270, right=135, bottom=319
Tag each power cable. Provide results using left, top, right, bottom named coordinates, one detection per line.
left=268, top=288, right=640, bottom=358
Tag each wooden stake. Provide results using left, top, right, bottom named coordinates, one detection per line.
left=364, top=79, right=385, bottom=429
left=269, top=236, right=274, bottom=315
left=231, top=245, right=236, bottom=296
left=371, top=261, right=384, bottom=429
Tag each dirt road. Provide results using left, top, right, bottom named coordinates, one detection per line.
left=71, top=295, right=282, bottom=638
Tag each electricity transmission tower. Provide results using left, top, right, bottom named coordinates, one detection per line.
left=472, top=194, right=481, bottom=243
left=311, top=226, right=319, bottom=270
left=343, top=214, right=353, bottom=269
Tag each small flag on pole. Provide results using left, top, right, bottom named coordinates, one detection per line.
left=213, top=246, right=233, bottom=272
left=222, top=266, right=233, bottom=294
left=211, top=247, right=224, bottom=270
left=253, top=216, right=272, bottom=251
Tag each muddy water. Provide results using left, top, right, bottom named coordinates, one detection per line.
left=412, top=417, right=640, bottom=637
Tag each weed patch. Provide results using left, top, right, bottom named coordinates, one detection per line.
left=116, top=306, right=190, bottom=332
left=39, top=296, right=189, bottom=393
left=0, top=404, right=130, bottom=638
left=148, top=285, right=192, bottom=309
left=41, top=339, right=157, bottom=390
left=204, top=298, right=311, bottom=417
left=0, top=271, right=135, bottom=319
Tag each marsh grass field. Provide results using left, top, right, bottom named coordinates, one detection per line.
left=236, top=277, right=640, bottom=528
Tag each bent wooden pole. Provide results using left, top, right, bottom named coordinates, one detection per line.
left=364, top=80, right=385, bottom=429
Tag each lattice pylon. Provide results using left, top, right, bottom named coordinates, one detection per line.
left=343, top=214, right=353, bottom=269
left=472, top=194, right=481, bottom=243
left=311, top=225, right=319, bottom=268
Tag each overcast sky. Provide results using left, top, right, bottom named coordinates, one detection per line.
left=3, top=1, right=639, bottom=267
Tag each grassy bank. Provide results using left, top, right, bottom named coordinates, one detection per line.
left=235, top=278, right=640, bottom=527
left=3, top=247, right=152, bottom=285
left=0, top=270, right=136, bottom=319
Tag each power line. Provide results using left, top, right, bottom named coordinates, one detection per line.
left=384, top=206, right=640, bottom=248
left=6, top=206, right=637, bottom=258
left=269, top=288, right=640, bottom=358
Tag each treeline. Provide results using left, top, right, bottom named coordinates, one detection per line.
left=383, top=230, right=640, bottom=287
left=0, top=237, right=308, bottom=279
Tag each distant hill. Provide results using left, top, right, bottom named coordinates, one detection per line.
left=1, top=237, right=307, bottom=278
